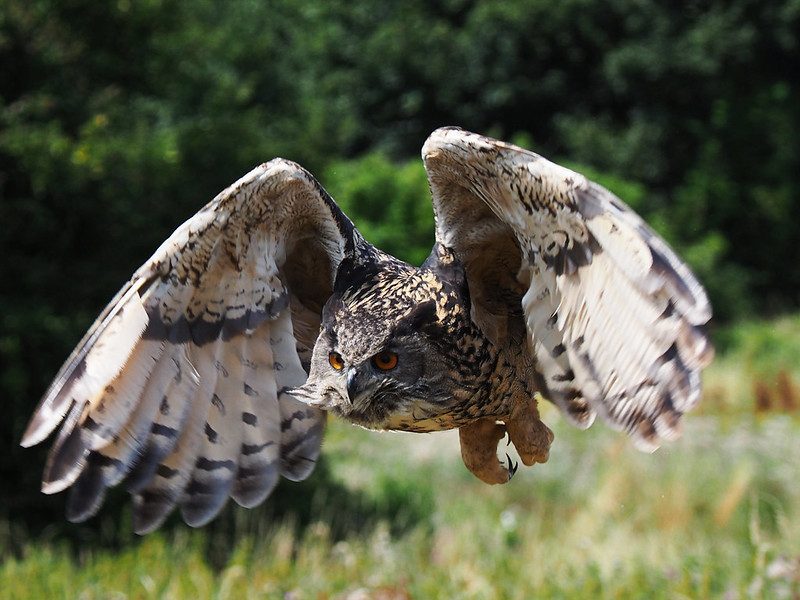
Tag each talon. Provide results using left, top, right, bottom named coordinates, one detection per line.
left=505, top=453, right=519, bottom=479
left=458, top=418, right=512, bottom=485
left=506, top=453, right=518, bottom=479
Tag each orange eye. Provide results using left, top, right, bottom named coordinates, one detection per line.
left=372, top=351, right=399, bottom=371
left=328, top=352, right=345, bottom=371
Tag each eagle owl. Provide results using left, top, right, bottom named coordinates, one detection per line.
left=21, top=128, right=713, bottom=533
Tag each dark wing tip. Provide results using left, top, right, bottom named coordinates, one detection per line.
left=132, top=491, right=176, bottom=535
left=231, top=463, right=279, bottom=508
left=180, top=478, right=236, bottom=528
left=65, top=461, right=107, bottom=523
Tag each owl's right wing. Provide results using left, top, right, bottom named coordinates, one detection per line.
left=423, top=128, right=713, bottom=451
left=21, top=159, right=356, bottom=533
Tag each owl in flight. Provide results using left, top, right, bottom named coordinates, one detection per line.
left=22, top=128, right=713, bottom=534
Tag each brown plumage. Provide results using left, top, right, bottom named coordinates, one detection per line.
left=22, top=128, right=713, bottom=533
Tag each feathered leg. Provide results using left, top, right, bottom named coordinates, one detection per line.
left=458, top=418, right=513, bottom=485
left=505, top=394, right=554, bottom=466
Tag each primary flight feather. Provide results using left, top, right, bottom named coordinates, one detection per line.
left=22, top=128, right=713, bottom=533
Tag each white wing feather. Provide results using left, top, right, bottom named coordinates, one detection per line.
left=23, top=159, right=353, bottom=532
left=423, top=127, right=713, bottom=450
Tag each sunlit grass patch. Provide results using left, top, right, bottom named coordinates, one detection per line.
left=3, top=414, right=798, bottom=599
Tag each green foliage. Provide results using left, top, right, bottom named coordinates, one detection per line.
left=715, top=315, right=800, bottom=384
left=699, top=314, right=800, bottom=414
left=715, top=314, right=800, bottom=377
left=323, top=153, right=434, bottom=266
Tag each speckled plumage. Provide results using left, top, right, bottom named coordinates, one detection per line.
left=22, top=128, right=713, bottom=532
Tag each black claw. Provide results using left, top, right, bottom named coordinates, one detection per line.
left=505, top=453, right=519, bottom=479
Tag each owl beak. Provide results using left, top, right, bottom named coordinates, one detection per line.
left=346, top=368, right=359, bottom=404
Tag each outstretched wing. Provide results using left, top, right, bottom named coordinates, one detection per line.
left=22, top=159, right=356, bottom=533
left=423, top=127, right=713, bottom=450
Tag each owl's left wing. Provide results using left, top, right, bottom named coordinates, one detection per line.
left=423, top=127, right=713, bottom=450
left=21, top=159, right=356, bottom=533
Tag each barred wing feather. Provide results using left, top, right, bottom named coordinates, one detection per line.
left=423, top=128, right=713, bottom=451
left=22, top=159, right=353, bottom=533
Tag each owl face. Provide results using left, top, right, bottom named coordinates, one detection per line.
left=297, top=297, right=456, bottom=429
left=287, top=248, right=475, bottom=430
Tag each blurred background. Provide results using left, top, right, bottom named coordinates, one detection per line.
left=1, top=0, right=798, bottom=597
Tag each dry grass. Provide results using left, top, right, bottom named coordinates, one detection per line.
left=3, top=413, right=798, bottom=599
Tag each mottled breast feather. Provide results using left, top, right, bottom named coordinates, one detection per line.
left=21, top=160, right=356, bottom=533
left=423, top=127, right=713, bottom=451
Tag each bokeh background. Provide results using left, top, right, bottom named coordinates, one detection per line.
left=1, top=1, right=798, bottom=597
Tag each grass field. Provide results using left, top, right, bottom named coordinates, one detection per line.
left=2, top=318, right=799, bottom=599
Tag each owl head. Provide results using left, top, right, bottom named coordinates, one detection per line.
left=292, top=248, right=476, bottom=430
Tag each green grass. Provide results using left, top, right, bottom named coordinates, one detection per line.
left=703, top=314, right=800, bottom=414
left=2, top=317, right=800, bottom=599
